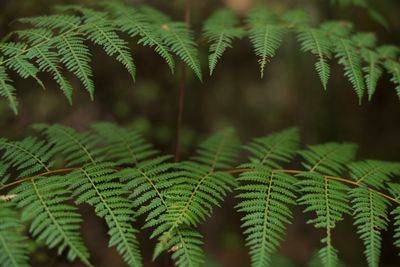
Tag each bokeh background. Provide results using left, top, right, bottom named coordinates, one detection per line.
left=1, top=0, right=400, bottom=266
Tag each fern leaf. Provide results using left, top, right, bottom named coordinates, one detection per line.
left=247, top=9, right=286, bottom=78
left=348, top=160, right=400, bottom=189
left=203, top=9, right=243, bottom=75
left=0, top=137, right=54, bottom=178
left=152, top=130, right=239, bottom=265
left=0, top=65, right=18, bottom=114
left=19, top=14, right=81, bottom=32
left=31, top=45, right=74, bottom=103
left=159, top=22, right=202, bottom=81
left=0, top=202, right=29, bottom=267
left=11, top=176, right=91, bottom=266
left=0, top=42, right=45, bottom=90
left=383, top=60, right=400, bottom=99
left=103, top=2, right=175, bottom=72
left=55, top=35, right=94, bottom=99
left=68, top=163, right=142, bottom=267
left=0, top=137, right=91, bottom=265
left=0, top=162, right=10, bottom=185
left=34, top=124, right=101, bottom=166
left=75, top=8, right=136, bottom=81
left=297, top=28, right=331, bottom=90
left=236, top=128, right=299, bottom=267
left=334, top=39, right=366, bottom=102
left=388, top=183, right=400, bottom=254
left=92, top=122, right=157, bottom=165
left=298, top=143, right=357, bottom=267
left=350, top=187, right=389, bottom=267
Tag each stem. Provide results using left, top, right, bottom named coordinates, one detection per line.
left=174, top=0, right=192, bottom=163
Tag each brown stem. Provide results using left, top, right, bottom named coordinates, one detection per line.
left=174, top=0, right=192, bottom=163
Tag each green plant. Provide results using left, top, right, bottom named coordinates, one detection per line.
left=0, top=1, right=399, bottom=267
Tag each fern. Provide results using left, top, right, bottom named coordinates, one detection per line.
left=159, top=22, right=202, bottom=81
left=67, top=164, right=142, bottom=267
left=103, top=2, right=175, bottom=72
left=388, top=183, right=400, bottom=253
left=297, top=27, right=332, bottom=90
left=247, top=9, right=286, bottom=78
left=236, top=128, right=300, bottom=267
left=203, top=9, right=243, bottom=75
left=34, top=124, right=142, bottom=267
left=0, top=202, right=29, bottom=267
left=0, top=65, right=18, bottom=114
left=298, top=143, right=357, bottom=267
left=0, top=137, right=91, bottom=266
left=151, top=129, right=239, bottom=265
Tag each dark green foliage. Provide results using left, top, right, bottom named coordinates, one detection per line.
left=0, top=123, right=400, bottom=267
left=1, top=2, right=399, bottom=114
left=0, top=202, right=29, bottom=267
left=236, top=128, right=299, bottom=267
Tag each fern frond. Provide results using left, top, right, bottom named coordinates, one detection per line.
left=350, top=187, right=389, bottom=267
left=68, top=163, right=142, bottom=267
left=203, top=9, right=243, bottom=75
left=298, top=143, right=357, bottom=267
left=55, top=35, right=94, bottom=99
left=103, top=2, right=175, bottom=72
left=0, top=42, right=45, bottom=90
left=0, top=137, right=91, bottom=265
left=0, top=65, right=18, bottom=114
left=152, top=129, right=239, bottom=265
left=34, top=124, right=100, bottom=166
left=382, top=60, right=400, bottom=99
left=348, top=160, right=400, bottom=189
left=92, top=122, right=157, bottom=165
left=247, top=9, right=286, bottom=78
left=11, top=176, right=91, bottom=266
left=159, top=22, right=202, bottom=81
left=0, top=162, right=10, bottom=185
left=388, top=183, right=400, bottom=253
left=0, top=137, right=54, bottom=178
left=236, top=128, right=300, bottom=267
left=297, top=28, right=331, bottom=90
left=0, top=202, right=29, bottom=267
left=19, top=14, right=81, bottom=32
left=334, top=38, right=366, bottom=102
left=63, top=7, right=136, bottom=81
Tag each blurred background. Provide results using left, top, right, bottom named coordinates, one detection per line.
left=1, top=0, right=400, bottom=266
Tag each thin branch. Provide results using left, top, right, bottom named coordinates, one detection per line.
left=1, top=165, right=400, bottom=206
left=174, top=0, right=192, bottom=163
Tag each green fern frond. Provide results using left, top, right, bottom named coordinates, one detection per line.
left=350, top=187, right=390, bottom=267
left=247, top=9, right=287, bottom=78
left=67, top=163, right=142, bottom=267
left=159, top=22, right=202, bottom=81
left=19, top=14, right=81, bottom=32
left=203, top=9, right=243, bottom=75
left=388, top=183, right=400, bottom=253
left=34, top=124, right=100, bottom=166
left=0, top=42, right=45, bottom=90
left=0, top=202, right=29, bottom=267
left=80, top=8, right=136, bottom=81
left=0, top=65, right=18, bottom=114
left=92, top=122, right=157, bottom=165
left=0, top=162, right=10, bottom=185
left=152, top=130, right=239, bottom=264
left=11, top=176, right=91, bottom=266
left=55, top=35, right=94, bottom=99
left=0, top=137, right=91, bottom=265
left=236, top=128, right=300, bottom=267
left=297, top=28, right=331, bottom=90
left=348, top=160, right=400, bottom=189
left=0, top=137, right=54, bottom=178
left=103, top=2, right=175, bottom=72
left=298, top=143, right=357, bottom=267
left=34, top=45, right=74, bottom=102
left=335, top=39, right=366, bottom=102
